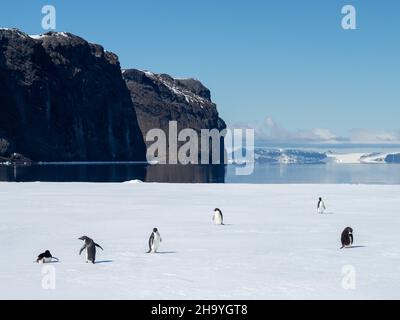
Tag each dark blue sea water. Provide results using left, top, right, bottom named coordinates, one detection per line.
left=1, top=162, right=400, bottom=184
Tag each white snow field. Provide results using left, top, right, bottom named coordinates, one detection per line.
left=1, top=182, right=400, bottom=300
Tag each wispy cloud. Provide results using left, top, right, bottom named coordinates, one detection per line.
left=230, top=117, right=400, bottom=145
left=348, top=129, right=400, bottom=144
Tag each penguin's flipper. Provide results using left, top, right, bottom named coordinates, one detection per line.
left=79, top=244, right=86, bottom=255
left=95, top=243, right=103, bottom=250
left=148, top=233, right=154, bottom=253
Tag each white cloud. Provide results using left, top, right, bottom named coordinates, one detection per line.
left=229, top=117, right=400, bottom=145
left=294, top=128, right=340, bottom=142
left=349, top=129, right=400, bottom=143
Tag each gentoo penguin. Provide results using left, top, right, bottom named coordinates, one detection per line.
left=340, top=227, right=354, bottom=249
left=147, top=228, right=162, bottom=253
left=317, top=197, right=326, bottom=214
left=78, top=236, right=103, bottom=263
left=36, top=250, right=59, bottom=263
left=212, top=208, right=224, bottom=225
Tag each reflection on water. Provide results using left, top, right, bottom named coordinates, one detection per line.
left=227, top=163, right=400, bottom=184
left=0, top=163, right=400, bottom=184
left=0, top=163, right=226, bottom=183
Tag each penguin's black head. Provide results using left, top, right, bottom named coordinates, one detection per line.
left=344, top=227, right=353, bottom=235
left=214, top=208, right=221, bottom=213
left=79, top=236, right=89, bottom=241
left=319, top=197, right=322, bottom=201
left=153, top=228, right=158, bottom=233
left=44, top=250, right=50, bottom=255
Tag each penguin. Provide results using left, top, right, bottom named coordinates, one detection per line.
left=78, top=236, right=103, bottom=263
left=36, top=250, right=59, bottom=263
left=212, top=208, right=224, bottom=225
left=340, top=227, right=354, bottom=249
left=317, top=197, right=326, bottom=214
left=147, top=228, right=162, bottom=253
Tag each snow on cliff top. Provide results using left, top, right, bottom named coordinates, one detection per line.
left=142, top=70, right=211, bottom=108
left=29, top=32, right=70, bottom=39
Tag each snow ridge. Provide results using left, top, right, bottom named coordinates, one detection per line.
left=143, top=71, right=210, bottom=108
left=29, top=32, right=71, bottom=40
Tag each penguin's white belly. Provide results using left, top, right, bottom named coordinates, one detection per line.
left=40, top=257, right=52, bottom=263
left=151, top=235, right=161, bottom=252
left=214, top=213, right=222, bottom=225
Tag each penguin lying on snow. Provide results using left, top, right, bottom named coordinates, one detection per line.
left=79, top=236, right=103, bottom=263
left=147, top=228, right=162, bottom=253
left=36, top=250, right=59, bottom=263
left=212, top=208, right=224, bottom=225
left=340, top=227, right=354, bottom=249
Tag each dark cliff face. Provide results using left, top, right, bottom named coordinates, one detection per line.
left=123, top=69, right=226, bottom=161
left=0, top=29, right=146, bottom=161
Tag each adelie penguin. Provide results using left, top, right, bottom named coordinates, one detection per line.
left=317, top=197, right=326, bottom=214
left=36, top=250, right=59, bottom=263
left=340, top=227, right=354, bottom=249
left=147, top=228, right=162, bottom=253
left=212, top=208, right=224, bottom=225
left=78, top=236, right=103, bottom=263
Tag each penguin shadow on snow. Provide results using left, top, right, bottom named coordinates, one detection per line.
left=93, top=260, right=113, bottom=264
left=150, top=251, right=178, bottom=254
left=342, top=245, right=366, bottom=249
left=34, top=260, right=60, bottom=264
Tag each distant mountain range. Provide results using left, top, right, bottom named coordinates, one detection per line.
left=251, top=148, right=400, bottom=164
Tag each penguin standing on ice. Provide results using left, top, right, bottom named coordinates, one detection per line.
left=340, top=227, right=354, bottom=249
left=212, top=208, right=224, bottom=225
left=36, top=250, right=59, bottom=263
left=317, top=197, right=326, bottom=214
left=78, top=236, right=103, bottom=263
left=147, top=228, right=162, bottom=253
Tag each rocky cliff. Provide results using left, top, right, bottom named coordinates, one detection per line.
left=123, top=69, right=226, bottom=162
left=0, top=29, right=226, bottom=163
left=0, top=29, right=146, bottom=161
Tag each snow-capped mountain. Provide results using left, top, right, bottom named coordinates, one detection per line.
left=254, top=148, right=327, bottom=164
left=251, top=148, right=400, bottom=165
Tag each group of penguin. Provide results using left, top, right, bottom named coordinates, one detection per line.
left=36, top=227, right=165, bottom=264
left=36, top=201, right=352, bottom=264
left=317, top=197, right=354, bottom=249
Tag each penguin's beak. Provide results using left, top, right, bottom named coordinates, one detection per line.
left=78, top=237, right=84, bottom=240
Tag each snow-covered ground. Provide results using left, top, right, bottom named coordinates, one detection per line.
left=1, top=182, right=400, bottom=300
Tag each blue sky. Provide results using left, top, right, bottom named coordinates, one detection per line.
left=1, top=0, right=399, bottom=143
